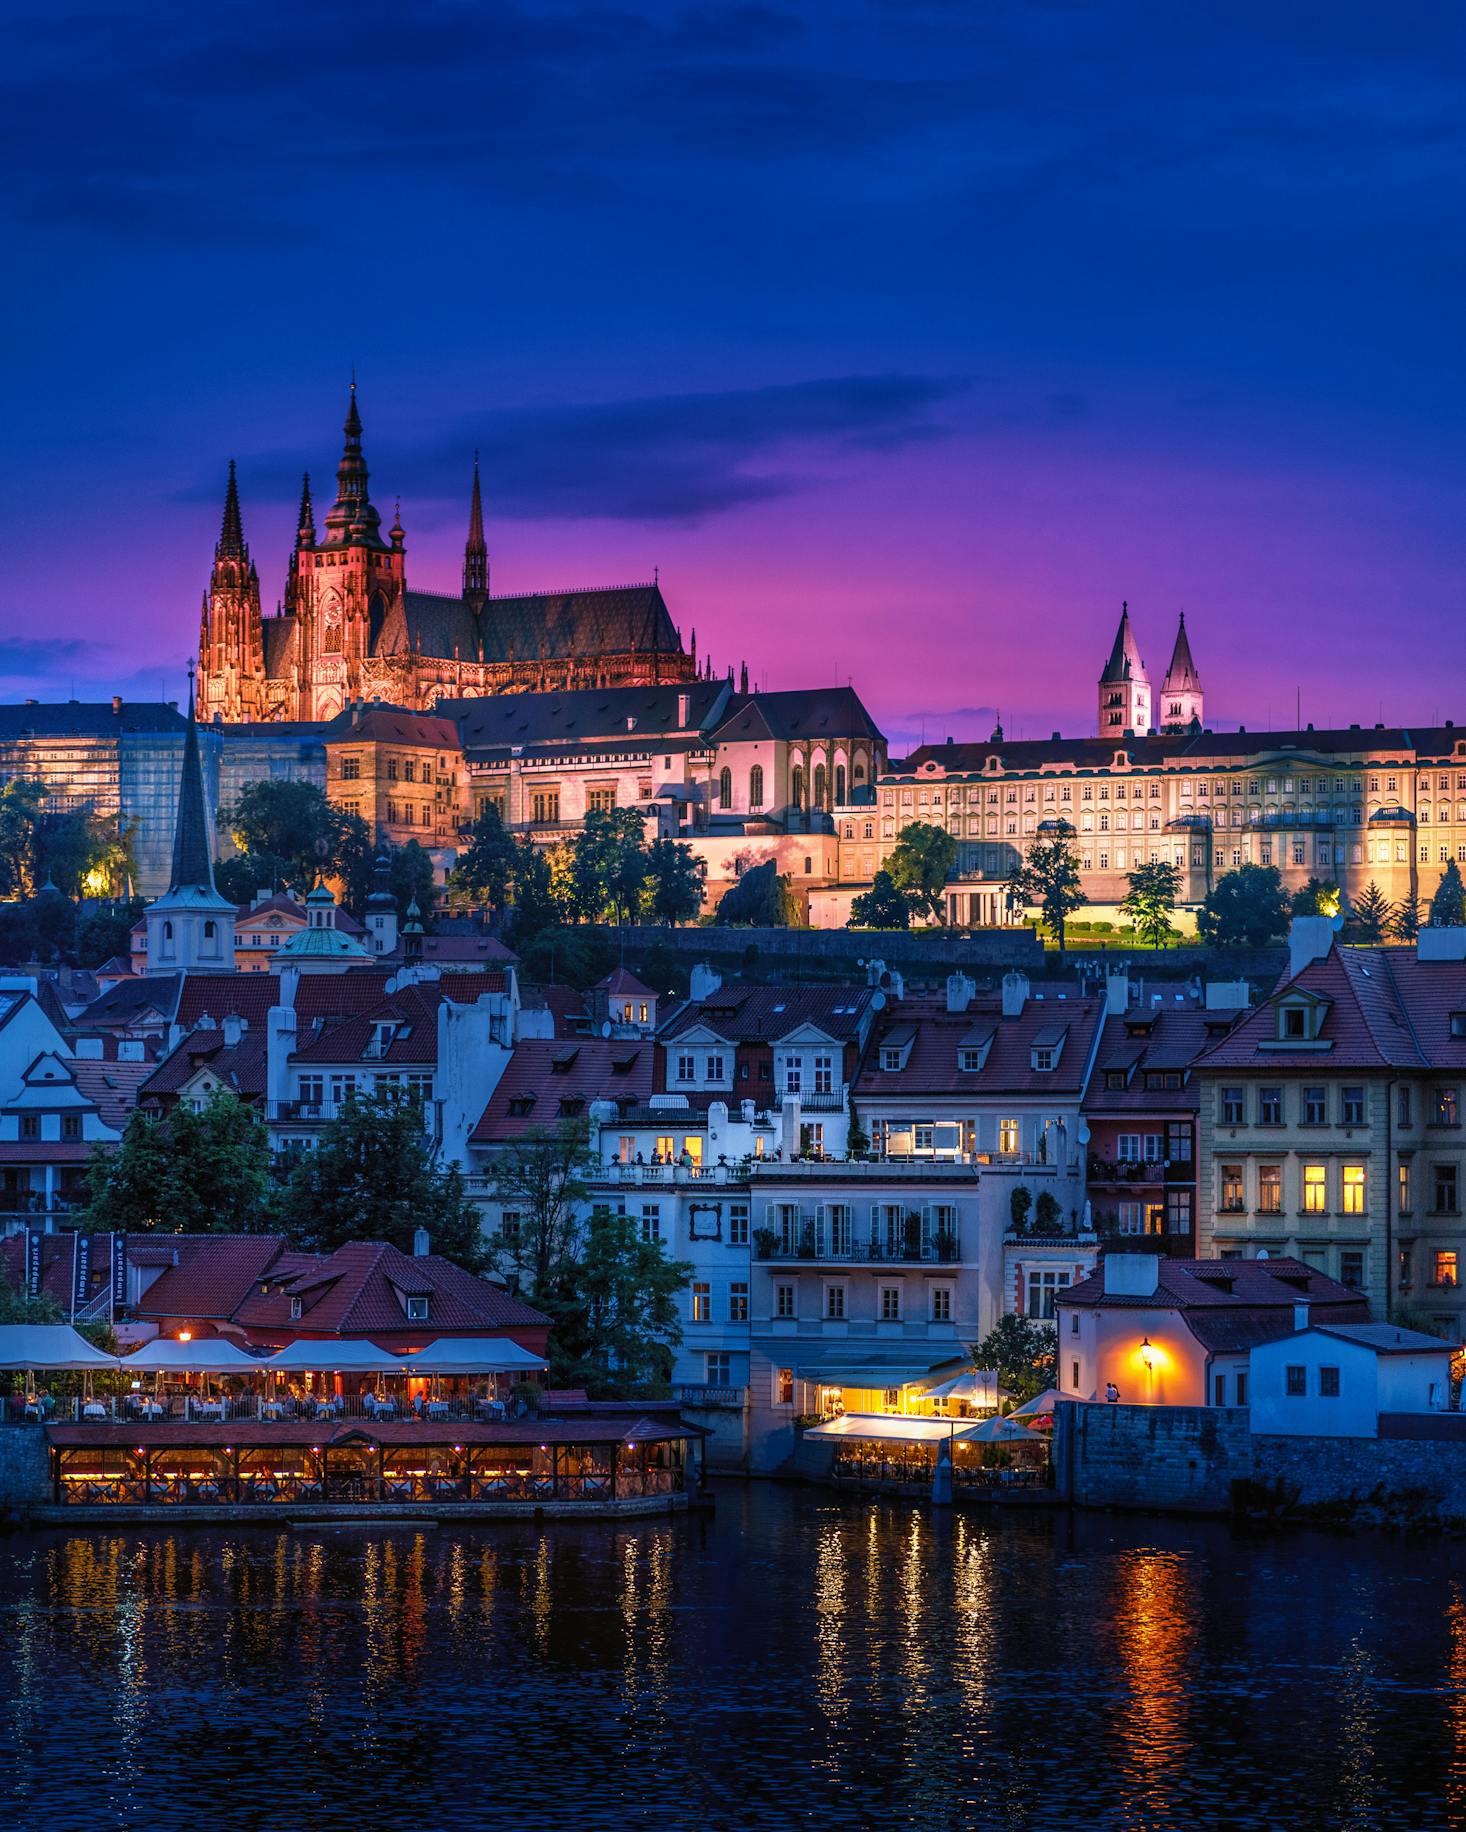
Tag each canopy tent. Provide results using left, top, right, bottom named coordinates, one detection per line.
left=266, top=1339, right=408, bottom=1373
left=120, top=1338, right=265, bottom=1375
left=804, top=1414, right=995, bottom=1445
left=0, top=1324, right=118, bottom=1371
left=918, top=1370, right=1001, bottom=1407
left=1009, top=1388, right=1062, bottom=1419
left=793, top=1358, right=948, bottom=1391
left=402, top=1338, right=548, bottom=1375
left=962, top=1414, right=1045, bottom=1445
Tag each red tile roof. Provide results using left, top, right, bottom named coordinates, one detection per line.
left=853, top=995, right=1103, bottom=1098
left=1194, top=946, right=1428, bottom=1072
left=138, top=1031, right=267, bottom=1103
left=520, top=982, right=588, bottom=1036
left=1082, top=1009, right=1227, bottom=1117
left=598, top=967, right=657, bottom=998
left=662, top=984, right=871, bottom=1045
left=132, top=1234, right=292, bottom=1321
left=290, top=984, right=453, bottom=1066
left=230, top=1241, right=547, bottom=1337
left=71, top=1060, right=155, bottom=1129
left=1060, top=1255, right=1366, bottom=1315
left=472, top=1038, right=652, bottom=1141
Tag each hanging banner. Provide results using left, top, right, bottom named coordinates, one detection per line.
left=26, top=1229, right=42, bottom=1298
left=74, top=1233, right=91, bottom=1315
left=112, top=1232, right=127, bottom=1312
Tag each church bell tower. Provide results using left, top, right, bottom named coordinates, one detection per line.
left=197, top=462, right=265, bottom=722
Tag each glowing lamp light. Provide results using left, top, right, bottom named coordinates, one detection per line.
left=178, top=1330, right=192, bottom=1343
left=1140, top=1336, right=1156, bottom=1371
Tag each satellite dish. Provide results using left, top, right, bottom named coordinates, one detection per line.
left=1256, top=1248, right=1269, bottom=1260
left=600, top=1020, right=612, bottom=1038
left=870, top=990, right=886, bottom=1010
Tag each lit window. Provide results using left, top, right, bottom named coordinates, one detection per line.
left=1435, top=1251, right=1458, bottom=1287
left=691, top=1283, right=711, bottom=1322
left=1341, top=1165, right=1365, bottom=1215
left=1303, top=1164, right=1328, bottom=1213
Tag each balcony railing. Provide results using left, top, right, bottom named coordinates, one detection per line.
left=754, top=1225, right=962, bottom=1264
left=774, top=1089, right=847, bottom=1113
left=674, top=1384, right=747, bottom=1408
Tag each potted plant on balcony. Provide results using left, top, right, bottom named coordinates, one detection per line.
left=902, top=1212, right=923, bottom=1260
left=753, top=1225, right=778, bottom=1259
left=1009, top=1185, right=1033, bottom=1236
left=935, top=1226, right=959, bottom=1263
left=798, top=1221, right=817, bottom=1258
left=1032, top=1190, right=1064, bottom=1236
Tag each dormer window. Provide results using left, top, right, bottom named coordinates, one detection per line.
left=1105, top=1069, right=1128, bottom=1090
left=1033, top=1047, right=1055, bottom=1072
left=405, top=1295, right=429, bottom=1322
left=958, top=1049, right=984, bottom=1073
left=881, top=1048, right=903, bottom=1071
left=289, top=1297, right=302, bottom=1320
left=1451, top=1013, right=1466, bottom=1040
left=1281, top=1005, right=1308, bottom=1039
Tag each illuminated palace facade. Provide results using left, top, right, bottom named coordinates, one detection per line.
left=835, top=610, right=1466, bottom=922
left=197, top=387, right=696, bottom=725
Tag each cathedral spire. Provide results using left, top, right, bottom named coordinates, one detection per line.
left=1160, top=611, right=1203, bottom=731
left=1097, top=600, right=1152, bottom=737
left=218, top=461, right=246, bottom=561
left=323, top=379, right=384, bottom=547
left=297, top=472, right=316, bottom=545
left=463, top=453, right=488, bottom=611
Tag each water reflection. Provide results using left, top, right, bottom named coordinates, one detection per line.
left=0, top=1496, right=1462, bottom=1832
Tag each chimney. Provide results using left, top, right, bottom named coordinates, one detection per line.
left=1293, top=1303, right=1311, bottom=1333
left=677, top=692, right=691, bottom=728
left=1418, top=926, right=1466, bottom=962
left=412, top=1227, right=430, bottom=1258
left=946, top=971, right=974, bottom=1014
left=1001, top=971, right=1029, bottom=1018
left=690, top=962, right=722, bottom=1001
left=1105, top=968, right=1130, bottom=1018
left=1104, top=1253, right=1161, bottom=1297
left=111, top=695, right=122, bottom=714
left=1287, top=915, right=1337, bottom=980
left=222, top=1013, right=245, bottom=1047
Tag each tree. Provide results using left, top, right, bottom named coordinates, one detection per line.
left=1009, top=1185, right=1033, bottom=1233
left=214, top=855, right=263, bottom=904
left=570, top=808, right=649, bottom=925
left=390, top=839, right=438, bottom=925
left=1390, top=891, right=1424, bottom=942
left=223, top=780, right=372, bottom=907
left=1432, top=860, right=1466, bottom=928
left=551, top=1207, right=693, bottom=1397
left=452, top=803, right=517, bottom=913
left=848, top=870, right=910, bottom=929
left=643, top=838, right=705, bottom=926
left=488, top=1119, right=596, bottom=1296
left=1348, top=881, right=1393, bottom=944
left=1290, top=877, right=1342, bottom=918
left=0, top=905, right=38, bottom=967
left=83, top=1091, right=275, bottom=1235
left=971, top=1313, right=1057, bottom=1403
left=39, top=808, right=133, bottom=898
left=30, top=883, right=75, bottom=963
left=514, top=925, right=617, bottom=990
left=74, top=900, right=145, bottom=970
left=714, top=859, right=799, bottom=926
left=1007, top=834, right=1087, bottom=955
left=507, top=837, right=564, bottom=945
left=886, top=822, right=958, bottom=925
left=1196, top=864, right=1290, bottom=947
left=276, top=1089, right=489, bottom=1271
left=0, top=779, right=47, bottom=898
left=1120, top=859, right=1181, bottom=949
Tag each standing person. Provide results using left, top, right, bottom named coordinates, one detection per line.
left=1105, top=1381, right=1120, bottom=1403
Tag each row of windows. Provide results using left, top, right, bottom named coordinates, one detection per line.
left=764, top=1279, right=955, bottom=1322
left=1218, top=1160, right=1368, bottom=1216
left=1219, top=1085, right=1458, bottom=1127
left=887, top=772, right=1466, bottom=808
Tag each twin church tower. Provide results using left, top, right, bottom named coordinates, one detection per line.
left=197, top=385, right=696, bottom=724
left=1096, top=603, right=1202, bottom=737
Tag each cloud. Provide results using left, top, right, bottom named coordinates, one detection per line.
left=0, top=637, right=96, bottom=681
left=213, top=372, right=975, bottom=524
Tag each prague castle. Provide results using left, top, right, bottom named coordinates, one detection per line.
left=197, top=386, right=696, bottom=724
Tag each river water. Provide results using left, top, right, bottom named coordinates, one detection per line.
left=0, top=1484, right=1461, bottom=1832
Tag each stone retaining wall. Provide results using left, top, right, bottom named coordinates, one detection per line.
left=0, top=1427, right=51, bottom=1514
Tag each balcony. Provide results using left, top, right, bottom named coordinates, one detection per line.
left=674, top=1384, right=747, bottom=1408
left=1087, top=1158, right=1194, bottom=1187
left=754, top=1221, right=962, bottom=1265
left=773, top=1088, right=848, bottom=1114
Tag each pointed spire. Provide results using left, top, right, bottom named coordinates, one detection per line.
left=323, top=378, right=384, bottom=547
left=739, top=660, right=749, bottom=695
left=1100, top=600, right=1145, bottom=683
left=217, top=461, right=246, bottom=561
left=169, top=664, right=218, bottom=894
left=1163, top=611, right=1200, bottom=691
left=297, top=472, right=315, bottom=544
left=463, top=452, right=488, bottom=609
left=390, top=499, right=405, bottom=548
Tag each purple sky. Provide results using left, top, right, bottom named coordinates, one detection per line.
left=4, top=2, right=1464, bottom=754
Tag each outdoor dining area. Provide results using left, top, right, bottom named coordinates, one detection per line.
left=1, top=1323, right=702, bottom=1517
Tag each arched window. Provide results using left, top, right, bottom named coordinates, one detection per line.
left=853, top=759, right=866, bottom=783
left=791, top=767, right=806, bottom=809
left=749, top=765, right=764, bottom=809
left=835, top=765, right=847, bottom=805
left=162, top=921, right=173, bottom=942
left=813, top=764, right=827, bottom=809
left=718, top=767, right=732, bottom=810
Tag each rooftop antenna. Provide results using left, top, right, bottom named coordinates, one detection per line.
left=1295, top=685, right=1300, bottom=731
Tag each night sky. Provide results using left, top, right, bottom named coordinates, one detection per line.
left=4, top=1, right=1463, bottom=752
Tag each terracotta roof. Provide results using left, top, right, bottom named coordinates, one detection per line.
left=1194, top=946, right=1427, bottom=1072
left=132, top=1234, right=292, bottom=1320
left=174, top=974, right=280, bottom=1031
left=444, top=678, right=717, bottom=756
left=231, top=1242, right=547, bottom=1336
left=853, top=995, right=1103, bottom=1098
left=662, top=984, right=872, bottom=1047
left=138, top=1031, right=267, bottom=1103
left=519, top=982, right=588, bottom=1036
left=473, top=1039, right=652, bottom=1141
left=71, top=1060, right=154, bottom=1129
left=1082, top=1009, right=1223, bottom=1117
left=291, top=984, right=452, bottom=1066
left=411, top=936, right=516, bottom=966
left=1059, top=1255, right=1366, bottom=1314
left=79, top=975, right=182, bottom=1029
left=598, top=967, right=657, bottom=998
left=321, top=705, right=462, bottom=749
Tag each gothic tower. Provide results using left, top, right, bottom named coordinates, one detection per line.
left=145, top=670, right=237, bottom=973
left=1160, top=613, right=1203, bottom=731
left=293, top=383, right=406, bottom=721
left=1097, top=601, right=1151, bottom=737
left=463, top=454, right=488, bottom=615
left=196, top=462, right=266, bottom=722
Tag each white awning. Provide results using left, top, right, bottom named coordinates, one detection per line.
left=793, top=1359, right=948, bottom=1390
left=919, top=1370, right=1000, bottom=1405
left=1009, top=1387, right=1061, bottom=1418
left=121, top=1338, right=265, bottom=1374
left=401, top=1338, right=548, bottom=1374
left=266, top=1339, right=407, bottom=1372
left=804, top=1413, right=991, bottom=1445
left=0, top=1324, right=118, bottom=1370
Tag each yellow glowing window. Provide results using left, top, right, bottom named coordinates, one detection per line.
left=1341, top=1165, right=1365, bottom=1215
left=1303, top=1164, right=1328, bottom=1214
left=999, top=1118, right=1020, bottom=1155
left=1435, top=1251, right=1458, bottom=1287
left=682, top=1136, right=703, bottom=1165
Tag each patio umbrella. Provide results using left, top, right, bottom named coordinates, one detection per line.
left=122, top=1338, right=264, bottom=1374
left=0, top=1324, right=118, bottom=1370
left=964, top=1414, right=1045, bottom=1445
left=267, top=1339, right=406, bottom=1372
left=920, top=1369, right=1000, bottom=1406
left=403, top=1338, right=549, bottom=1374
left=1009, top=1388, right=1062, bottom=1419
